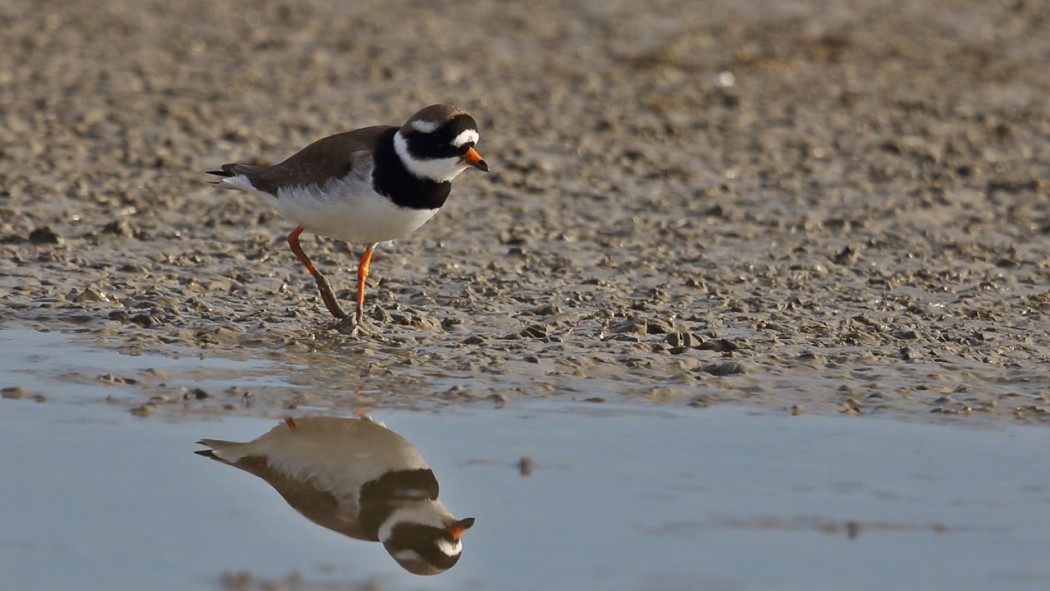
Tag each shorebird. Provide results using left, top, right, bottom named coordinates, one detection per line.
left=208, top=104, right=488, bottom=323
left=197, top=415, right=475, bottom=575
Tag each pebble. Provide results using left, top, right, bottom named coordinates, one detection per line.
left=701, top=361, right=749, bottom=376
left=29, top=227, right=61, bottom=245
left=518, top=456, right=533, bottom=477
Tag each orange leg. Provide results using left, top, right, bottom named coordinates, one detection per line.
left=355, top=243, right=376, bottom=323
left=287, top=226, right=348, bottom=319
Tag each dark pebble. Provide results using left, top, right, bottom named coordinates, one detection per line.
left=701, top=361, right=748, bottom=376
left=29, top=226, right=61, bottom=245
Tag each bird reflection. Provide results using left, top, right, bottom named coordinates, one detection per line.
left=195, top=415, right=474, bottom=575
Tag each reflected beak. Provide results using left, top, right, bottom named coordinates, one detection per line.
left=448, top=517, right=476, bottom=540
left=461, top=147, right=489, bottom=172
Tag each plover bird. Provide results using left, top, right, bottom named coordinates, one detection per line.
left=208, top=104, right=488, bottom=323
left=196, top=416, right=475, bottom=575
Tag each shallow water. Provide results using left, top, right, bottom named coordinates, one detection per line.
left=2, top=328, right=1049, bottom=590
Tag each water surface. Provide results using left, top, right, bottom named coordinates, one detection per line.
left=1, top=329, right=1048, bottom=590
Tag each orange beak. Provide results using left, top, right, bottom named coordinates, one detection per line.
left=448, top=517, right=476, bottom=540
left=461, top=147, right=489, bottom=172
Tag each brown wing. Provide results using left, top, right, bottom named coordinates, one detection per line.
left=195, top=448, right=374, bottom=540
left=229, top=125, right=395, bottom=195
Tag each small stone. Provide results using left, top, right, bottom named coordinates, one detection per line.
left=29, top=226, right=61, bottom=245
left=2, top=386, right=31, bottom=399
left=666, top=332, right=702, bottom=348
left=409, top=315, right=439, bottom=330
left=444, top=385, right=473, bottom=399
left=846, top=520, right=861, bottom=539
left=518, top=456, right=533, bottom=477
left=75, top=287, right=111, bottom=303
left=611, top=318, right=647, bottom=334
left=130, top=403, right=156, bottom=417
left=101, top=220, right=133, bottom=236
left=842, top=398, right=863, bottom=415
left=185, top=388, right=209, bottom=400
left=699, top=338, right=738, bottom=353
left=519, top=324, right=549, bottom=339
left=701, top=361, right=748, bottom=376
left=98, top=373, right=138, bottom=385
left=645, top=318, right=674, bottom=334
left=527, top=304, right=560, bottom=316
left=832, top=245, right=858, bottom=265
left=796, top=351, right=827, bottom=366
left=129, top=313, right=157, bottom=328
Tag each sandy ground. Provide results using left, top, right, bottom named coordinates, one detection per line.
left=1, top=0, right=1048, bottom=421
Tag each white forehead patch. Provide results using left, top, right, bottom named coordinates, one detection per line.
left=410, top=119, right=439, bottom=134
left=451, top=129, right=479, bottom=148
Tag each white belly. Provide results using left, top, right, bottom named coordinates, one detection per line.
left=223, top=174, right=440, bottom=244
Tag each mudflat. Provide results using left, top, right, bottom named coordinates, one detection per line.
left=2, top=0, right=1048, bottom=421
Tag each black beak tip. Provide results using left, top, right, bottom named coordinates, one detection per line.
left=475, top=160, right=490, bottom=173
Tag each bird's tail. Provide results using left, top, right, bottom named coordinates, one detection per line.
left=205, top=163, right=262, bottom=181
left=195, top=438, right=241, bottom=462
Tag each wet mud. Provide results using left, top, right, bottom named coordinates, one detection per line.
left=1, top=0, right=1048, bottom=421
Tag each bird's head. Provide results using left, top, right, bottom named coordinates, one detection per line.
left=380, top=511, right=476, bottom=575
left=394, top=104, right=489, bottom=183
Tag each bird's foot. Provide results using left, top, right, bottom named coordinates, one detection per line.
left=330, top=314, right=364, bottom=335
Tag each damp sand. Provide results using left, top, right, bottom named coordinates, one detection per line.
left=1, top=0, right=1048, bottom=422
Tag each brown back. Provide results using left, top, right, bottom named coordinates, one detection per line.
left=237, top=125, right=394, bottom=195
